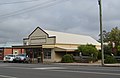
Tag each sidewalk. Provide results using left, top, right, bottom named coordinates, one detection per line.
left=53, top=63, right=101, bottom=66
left=104, top=63, right=120, bottom=67
left=53, top=62, right=120, bottom=67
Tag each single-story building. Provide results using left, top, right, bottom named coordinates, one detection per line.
left=0, top=42, right=24, bottom=60
left=15, top=26, right=100, bottom=62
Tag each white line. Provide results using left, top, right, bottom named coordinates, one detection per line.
left=0, top=75, right=17, bottom=78
left=5, top=67, right=31, bottom=70
left=31, top=67, right=120, bottom=76
left=68, top=67, right=120, bottom=72
left=32, top=67, right=65, bottom=70
left=4, top=66, right=120, bottom=76
left=49, top=70, right=120, bottom=76
left=5, top=67, right=65, bottom=70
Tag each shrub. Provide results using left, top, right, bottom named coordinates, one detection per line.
left=97, top=51, right=102, bottom=60
left=104, top=55, right=117, bottom=64
left=61, top=54, right=74, bottom=63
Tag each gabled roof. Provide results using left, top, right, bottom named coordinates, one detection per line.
left=28, top=26, right=49, bottom=38
left=44, top=30, right=100, bottom=45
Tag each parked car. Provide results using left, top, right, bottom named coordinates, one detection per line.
left=3, top=54, right=17, bottom=63
left=13, top=54, right=30, bottom=63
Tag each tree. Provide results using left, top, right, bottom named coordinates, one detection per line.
left=77, top=44, right=98, bottom=60
left=104, top=44, right=112, bottom=55
left=104, top=55, right=117, bottom=64
left=100, top=27, right=120, bottom=55
left=117, top=46, right=120, bottom=55
left=109, top=27, right=120, bottom=45
left=102, top=30, right=110, bottom=42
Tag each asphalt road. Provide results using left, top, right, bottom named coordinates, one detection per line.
left=0, top=63, right=120, bottom=78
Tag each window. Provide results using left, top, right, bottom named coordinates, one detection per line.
left=43, top=49, right=51, bottom=59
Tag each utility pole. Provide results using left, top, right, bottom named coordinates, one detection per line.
left=98, top=0, right=104, bottom=66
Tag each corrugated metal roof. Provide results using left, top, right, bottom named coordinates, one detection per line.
left=45, top=30, right=100, bottom=45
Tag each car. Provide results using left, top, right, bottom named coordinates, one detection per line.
left=13, top=54, right=30, bottom=63
left=3, top=54, right=17, bottom=63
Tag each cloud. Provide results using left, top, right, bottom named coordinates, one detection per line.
left=0, top=0, right=120, bottom=43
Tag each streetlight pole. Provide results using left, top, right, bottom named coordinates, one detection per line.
left=98, top=0, right=104, bottom=66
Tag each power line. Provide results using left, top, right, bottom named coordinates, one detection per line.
left=0, top=0, right=40, bottom=5
left=0, top=0, right=70, bottom=20
left=0, top=0, right=57, bottom=18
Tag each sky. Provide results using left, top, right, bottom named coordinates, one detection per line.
left=0, top=0, right=120, bottom=43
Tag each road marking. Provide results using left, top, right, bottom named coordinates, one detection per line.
left=0, top=75, right=17, bottom=78
left=5, top=67, right=65, bottom=70
left=31, top=67, right=120, bottom=76
left=49, top=69, right=120, bottom=76
left=5, top=67, right=31, bottom=69
left=4, top=66, right=120, bottom=76
left=67, top=67, right=120, bottom=72
left=32, top=67, right=65, bottom=70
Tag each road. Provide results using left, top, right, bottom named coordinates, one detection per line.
left=0, top=63, right=120, bottom=78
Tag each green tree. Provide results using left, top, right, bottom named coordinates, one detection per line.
left=100, top=27, right=120, bottom=55
left=109, top=27, right=120, bottom=47
left=117, top=46, right=120, bottom=55
left=104, top=44, right=112, bottom=55
left=101, top=30, right=110, bottom=42
left=104, top=55, right=117, bottom=64
left=77, top=44, right=98, bottom=60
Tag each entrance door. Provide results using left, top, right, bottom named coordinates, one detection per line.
left=25, top=48, right=42, bottom=63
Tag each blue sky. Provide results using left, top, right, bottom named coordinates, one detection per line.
left=0, top=0, right=120, bottom=43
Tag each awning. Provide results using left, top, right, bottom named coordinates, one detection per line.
left=55, top=46, right=77, bottom=52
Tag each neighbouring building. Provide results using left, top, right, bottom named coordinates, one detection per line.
left=0, top=42, right=24, bottom=60
left=13, top=27, right=100, bottom=62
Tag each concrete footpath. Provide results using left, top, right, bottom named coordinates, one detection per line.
left=53, top=63, right=120, bottom=67
left=104, top=63, right=120, bottom=67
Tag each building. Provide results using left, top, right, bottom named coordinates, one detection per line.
left=19, top=27, right=100, bottom=62
left=0, top=42, right=24, bottom=60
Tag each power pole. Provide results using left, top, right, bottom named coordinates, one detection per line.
left=98, top=0, right=104, bottom=66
